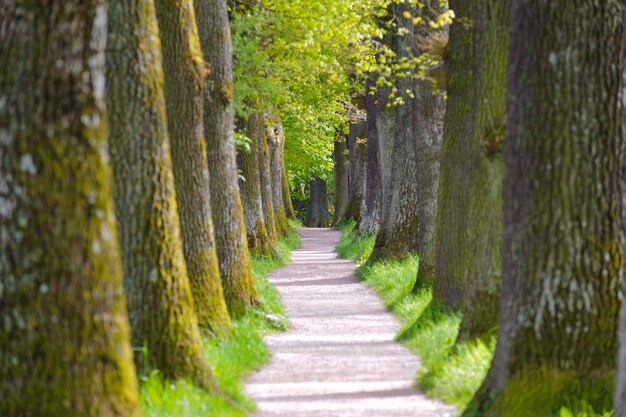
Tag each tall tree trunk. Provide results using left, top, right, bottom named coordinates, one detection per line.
left=194, top=0, right=259, bottom=316
left=436, top=0, right=508, bottom=341
left=369, top=4, right=429, bottom=262
left=466, top=2, right=626, bottom=415
left=257, top=115, right=280, bottom=244
left=359, top=75, right=382, bottom=236
left=155, top=0, right=230, bottom=334
left=238, top=112, right=274, bottom=256
left=406, top=2, right=448, bottom=290
left=278, top=123, right=297, bottom=221
left=306, top=178, right=330, bottom=228
left=332, top=135, right=350, bottom=225
left=268, top=122, right=290, bottom=235
left=0, top=4, right=140, bottom=415
left=107, top=0, right=215, bottom=391
left=344, top=121, right=367, bottom=223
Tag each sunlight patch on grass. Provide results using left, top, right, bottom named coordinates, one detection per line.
left=141, top=228, right=301, bottom=417
left=335, top=221, right=491, bottom=410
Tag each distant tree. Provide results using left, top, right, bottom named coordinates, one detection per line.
left=268, top=122, right=291, bottom=235
left=194, top=0, right=259, bottom=316
left=0, top=2, right=140, bottom=415
left=239, top=112, right=276, bottom=256
left=333, top=135, right=350, bottom=225
left=344, top=120, right=368, bottom=224
left=359, top=75, right=382, bottom=236
left=107, top=0, right=215, bottom=390
left=466, top=1, right=625, bottom=415
left=307, top=178, right=331, bottom=228
left=257, top=115, right=280, bottom=242
left=155, top=0, right=231, bottom=334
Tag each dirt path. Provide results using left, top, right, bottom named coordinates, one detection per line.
left=245, top=228, right=457, bottom=417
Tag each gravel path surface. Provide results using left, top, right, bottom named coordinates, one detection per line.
left=246, top=228, right=457, bottom=417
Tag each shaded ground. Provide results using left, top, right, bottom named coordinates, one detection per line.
left=246, top=228, right=456, bottom=417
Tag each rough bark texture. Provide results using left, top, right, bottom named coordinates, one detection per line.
left=0, top=4, right=140, bottom=415
left=431, top=0, right=503, bottom=310
left=257, top=115, right=280, bottom=244
left=306, top=178, right=330, bottom=228
left=155, top=0, right=230, bottom=334
left=106, top=0, right=215, bottom=391
left=370, top=4, right=442, bottom=262
left=359, top=75, right=382, bottom=236
left=344, top=121, right=367, bottom=223
left=268, top=122, right=291, bottom=235
left=238, top=112, right=274, bottom=256
left=332, top=136, right=350, bottom=225
left=194, top=0, right=259, bottom=316
left=438, top=0, right=508, bottom=341
left=466, top=2, right=626, bottom=416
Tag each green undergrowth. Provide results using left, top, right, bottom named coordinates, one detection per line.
left=141, top=225, right=301, bottom=417
left=336, top=221, right=493, bottom=410
left=336, top=222, right=611, bottom=417
left=336, top=220, right=376, bottom=264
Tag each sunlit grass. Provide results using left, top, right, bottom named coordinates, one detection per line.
left=336, top=221, right=491, bottom=410
left=141, top=227, right=301, bottom=417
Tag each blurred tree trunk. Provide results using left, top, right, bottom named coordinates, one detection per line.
left=466, top=2, right=625, bottom=415
left=107, top=0, right=215, bottom=391
left=359, top=75, right=382, bottom=236
left=333, top=135, right=350, bottom=225
left=344, top=121, right=367, bottom=223
left=268, top=122, right=291, bottom=235
left=194, top=0, right=259, bottom=316
left=0, top=3, right=140, bottom=415
left=155, top=0, right=230, bottom=334
left=278, top=124, right=297, bottom=221
left=239, top=112, right=275, bottom=256
left=307, top=178, right=330, bottom=228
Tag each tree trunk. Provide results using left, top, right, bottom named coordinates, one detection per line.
left=257, top=115, right=280, bottom=244
left=466, top=2, right=626, bottom=415
left=155, top=0, right=230, bottom=335
left=107, top=0, right=215, bottom=391
left=279, top=124, right=297, bottom=221
left=0, top=4, right=140, bottom=415
left=344, top=121, right=367, bottom=223
left=332, top=135, right=350, bottom=225
left=268, top=122, right=291, bottom=235
left=359, top=75, right=382, bottom=236
left=369, top=4, right=427, bottom=262
left=436, top=0, right=508, bottom=341
left=238, top=112, right=274, bottom=256
left=306, top=178, right=330, bottom=228
left=194, top=0, right=259, bottom=316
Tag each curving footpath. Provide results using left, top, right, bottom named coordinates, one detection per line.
left=245, top=228, right=457, bottom=417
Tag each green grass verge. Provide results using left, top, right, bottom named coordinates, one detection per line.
left=335, top=221, right=491, bottom=409
left=141, top=226, right=301, bottom=417
left=336, top=221, right=611, bottom=416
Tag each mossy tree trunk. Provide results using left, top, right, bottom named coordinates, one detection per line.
left=278, top=124, right=297, bottom=221
left=344, top=121, right=367, bottom=223
left=332, top=135, right=350, bottom=225
left=435, top=0, right=508, bottom=341
left=268, top=121, right=291, bottom=235
left=359, top=75, right=382, bottom=236
left=107, top=0, right=215, bottom=391
left=238, top=112, right=274, bottom=256
left=465, top=2, right=625, bottom=415
left=194, top=0, right=259, bottom=316
left=154, top=0, right=231, bottom=335
left=0, top=4, right=140, bottom=416
left=257, top=114, right=280, bottom=244
left=307, top=178, right=330, bottom=228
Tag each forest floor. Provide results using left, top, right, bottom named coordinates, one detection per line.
left=245, top=228, right=456, bottom=417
